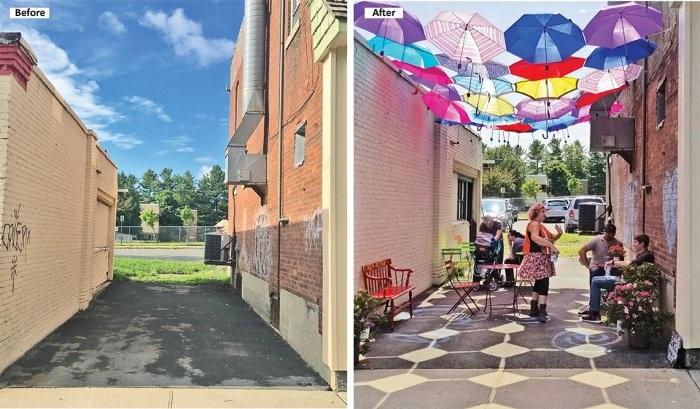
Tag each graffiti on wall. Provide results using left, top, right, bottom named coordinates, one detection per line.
left=252, top=209, right=272, bottom=279
left=662, top=168, right=678, bottom=252
left=1, top=204, right=31, bottom=292
left=621, top=180, right=639, bottom=246
left=304, top=209, right=322, bottom=253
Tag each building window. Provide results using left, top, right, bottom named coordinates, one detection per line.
left=457, top=177, right=472, bottom=221
left=294, top=122, right=306, bottom=167
left=656, top=79, right=666, bottom=127
left=289, top=0, right=301, bottom=34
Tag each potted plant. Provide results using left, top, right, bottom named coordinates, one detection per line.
left=354, top=291, right=384, bottom=364
left=602, top=263, right=671, bottom=349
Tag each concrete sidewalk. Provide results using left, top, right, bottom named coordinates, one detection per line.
left=0, top=388, right=347, bottom=408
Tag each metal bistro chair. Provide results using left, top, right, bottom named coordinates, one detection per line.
left=442, top=247, right=480, bottom=315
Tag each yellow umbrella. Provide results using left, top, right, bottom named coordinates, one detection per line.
left=515, top=77, right=578, bottom=99
left=463, top=93, right=515, bottom=116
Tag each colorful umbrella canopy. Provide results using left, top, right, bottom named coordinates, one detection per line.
left=368, top=36, right=439, bottom=67
left=585, top=39, right=657, bottom=69
left=509, top=57, right=585, bottom=80
left=354, top=2, right=426, bottom=44
left=496, top=123, right=535, bottom=133
left=526, top=113, right=578, bottom=131
left=505, top=14, right=585, bottom=64
left=464, top=93, right=515, bottom=116
left=455, top=75, right=513, bottom=95
left=423, top=91, right=471, bottom=123
left=468, top=111, right=518, bottom=126
left=575, top=85, right=627, bottom=108
left=516, top=98, right=575, bottom=121
left=579, top=64, right=642, bottom=93
left=583, top=2, right=663, bottom=48
left=429, top=84, right=463, bottom=100
left=391, top=61, right=453, bottom=85
left=425, top=12, right=505, bottom=65
left=515, top=77, right=578, bottom=99
left=435, top=54, right=509, bottom=78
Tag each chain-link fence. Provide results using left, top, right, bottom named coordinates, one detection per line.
left=115, top=226, right=218, bottom=243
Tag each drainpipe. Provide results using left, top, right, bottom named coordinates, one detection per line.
left=276, top=0, right=286, bottom=326
left=641, top=30, right=649, bottom=233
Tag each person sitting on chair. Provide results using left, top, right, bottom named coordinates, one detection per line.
left=503, top=230, right=525, bottom=286
left=581, top=234, right=655, bottom=322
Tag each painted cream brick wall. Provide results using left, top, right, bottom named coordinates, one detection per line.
left=354, top=38, right=483, bottom=296
left=0, top=51, right=117, bottom=373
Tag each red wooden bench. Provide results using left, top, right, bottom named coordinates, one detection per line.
left=362, top=259, right=415, bottom=330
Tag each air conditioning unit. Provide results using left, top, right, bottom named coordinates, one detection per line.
left=579, top=203, right=606, bottom=233
left=226, top=145, right=266, bottom=185
left=590, top=117, right=635, bottom=152
left=204, top=232, right=231, bottom=265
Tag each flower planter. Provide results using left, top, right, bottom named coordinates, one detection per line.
left=625, top=331, right=651, bottom=350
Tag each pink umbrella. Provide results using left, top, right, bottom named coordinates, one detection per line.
left=425, top=12, right=505, bottom=66
left=390, top=60, right=453, bottom=86
left=423, top=91, right=471, bottom=124
left=579, top=64, right=642, bottom=93
left=516, top=98, right=575, bottom=121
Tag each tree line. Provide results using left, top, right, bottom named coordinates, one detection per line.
left=482, top=139, right=606, bottom=198
left=117, top=166, right=227, bottom=227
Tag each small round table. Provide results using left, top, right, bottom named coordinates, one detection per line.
left=478, top=263, right=522, bottom=316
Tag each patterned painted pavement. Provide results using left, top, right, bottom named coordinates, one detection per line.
left=356, top=260, right=700, bottom=408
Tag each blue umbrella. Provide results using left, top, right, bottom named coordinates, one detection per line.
left=505, top=14, right=585, bottom=64
left=455, top=76, right=513, bottom=95
left=367, top=36, right=439, bottom=68
left=585, top=39, right=657, bottom=69
left=525, top=113, right=577, bottom=131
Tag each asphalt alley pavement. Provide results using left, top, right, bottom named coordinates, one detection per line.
left=115, top=247, right=203, bottom=261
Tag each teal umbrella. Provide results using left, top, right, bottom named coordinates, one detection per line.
left=368, top=36, right=439, bottom=68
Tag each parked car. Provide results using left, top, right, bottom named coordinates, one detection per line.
left=482, top=198, right=515, bottom=231
left=565, top=196, right=606, bottom=232
left=543, top=198, right=569, bottom=222
left=504, top=198, right=519, bottom=221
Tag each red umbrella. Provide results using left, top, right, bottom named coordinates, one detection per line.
left=510, top=57, right=585, bottom=80
left=576, top=85, right=627, bottom=108
left=390, top=60, right=453, bottom=85
left=496, top=123, right=534, bottom=133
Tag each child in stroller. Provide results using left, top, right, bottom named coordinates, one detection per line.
left=473, top=232, right=503, bottom=290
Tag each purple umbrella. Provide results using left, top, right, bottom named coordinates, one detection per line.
left=354, top=2, right=426, bottom=44
left=584, top=2, right=663, bottom=49
left=516, top=98, right=575, bottom=121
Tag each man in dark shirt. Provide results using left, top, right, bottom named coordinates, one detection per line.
left=582, top=234, right=655, bottom=321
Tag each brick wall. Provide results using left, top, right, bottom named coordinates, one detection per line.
left=0, top=38, right=117, bottom=373
left=354, top=37, right=483, bottom=296
left=609, top=2, right=678, bottom=303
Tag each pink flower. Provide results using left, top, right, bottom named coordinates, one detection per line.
left=628, top=302, right=634, bottom=307
left=626, top=315, right=631, bottom=320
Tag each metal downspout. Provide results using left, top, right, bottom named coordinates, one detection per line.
left=642, top=41, right=648, bottom=233
left=275, top=0, right=286, bottom=329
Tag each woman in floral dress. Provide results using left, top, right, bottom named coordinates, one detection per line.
left=519, top=203, right=562, bottom=323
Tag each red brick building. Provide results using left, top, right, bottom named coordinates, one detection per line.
left=226, top=0, right=347, bottom=388
left=607, top=1, right=678, bottom=313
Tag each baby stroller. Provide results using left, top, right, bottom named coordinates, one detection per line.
left=473, top=232, right=503, bottom=290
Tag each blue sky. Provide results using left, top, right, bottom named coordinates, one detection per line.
left=0, top=0, right=244, bottom=179
left=359, top=0, right=607, bottom=151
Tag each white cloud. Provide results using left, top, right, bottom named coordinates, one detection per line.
left=124, top=95, right=172, bottom=122
left=176, top=147, right=194, bottom=153
left=198, top=165, right=213, bottom=179
left=139, top=8, right=235, bottom=66
left=99, top=12, right=126, bottom=35
left=196, top=156, right=215, bottom=163
left=0, top=23, right=135, bottom=148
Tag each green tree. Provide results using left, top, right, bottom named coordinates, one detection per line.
left=522, top=178, right=540, bottom=201
left=588, top=151, right=607, bottom=195
left=545, top=137, right=563, bottom=164
left=527, top=140, right=546, bottom=173
left=562, top=141, right=588, bottom=179
left=140, top=208, right=158, bottom=239
left=117, top=172, right=142, bottom=225
left=140, top=169, right=159, bottom=202
left=155, top=190, right=181, bottom=226
left=484, top=145, right=527, bottom=197
left=567, top=177, right=584, bottom=195
left=159, top=168, right=175, bottom=191
left=196, top=165, right=228, bottom=226
left=544, top=160, right=573, bottom=196
left=482, top=166, right=516, bottom=197
left=173, top=171, right=197, bottom=209
left=180, top=206, right=195, bottom=226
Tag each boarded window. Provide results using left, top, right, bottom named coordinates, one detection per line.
left=656, top=80, right=666, bottom=126
left=294, top=122, right=306, bottom=167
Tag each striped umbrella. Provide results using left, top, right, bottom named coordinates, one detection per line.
left=435, top=54, right=509, bottom=78
left=425, top=12, right=505, bottom=66
left=579, top=64, right=642, bottom=93
left=516, top=98, right=575, bottom=121
left=455, top=75, right=513, bottom=95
